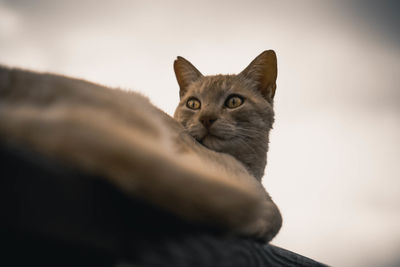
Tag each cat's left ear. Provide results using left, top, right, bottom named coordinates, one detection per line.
left=174, top=56, right=203, bottom=98
left=239, top=50, right=277, bottom=103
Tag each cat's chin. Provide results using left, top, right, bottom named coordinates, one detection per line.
left=199, top=134, right=224, bottom=151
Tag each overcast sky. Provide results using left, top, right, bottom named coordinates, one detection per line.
left=1, top=1, right=399, bottom=266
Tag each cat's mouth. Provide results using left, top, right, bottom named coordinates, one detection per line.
left=197, top=133, right=224, bottom=147
left=189, top=127, right=228, bottom=148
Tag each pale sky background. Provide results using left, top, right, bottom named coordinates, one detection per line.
left=1, top=1, right=399, bottom=266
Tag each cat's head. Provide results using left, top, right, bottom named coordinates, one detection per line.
left=173, top=50, right=277, bottom=180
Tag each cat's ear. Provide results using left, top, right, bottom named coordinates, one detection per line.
left=239, top=50, right=277, bottom=103
left=174, top=56, right=203, bottom=98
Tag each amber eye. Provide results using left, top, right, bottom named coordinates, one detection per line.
left=225, top=95, right=244, bottom=109
left=186, top=98, right=201, bottom=110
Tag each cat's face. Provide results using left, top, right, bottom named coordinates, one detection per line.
left=173, top=51, right=277, bottom=179
left=174, top=75, right=273, bottom=152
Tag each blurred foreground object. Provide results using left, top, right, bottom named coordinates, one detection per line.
left=0, top=67, right=327, bottom=266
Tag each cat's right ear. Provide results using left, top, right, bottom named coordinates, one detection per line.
left=239, top=50, right=277, bottom=103
left=174, top=56, right=203, bottom=98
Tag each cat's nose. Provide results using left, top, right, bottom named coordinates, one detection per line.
left=199, top=115, right=217, bottom=129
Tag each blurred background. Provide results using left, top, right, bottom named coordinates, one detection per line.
left=1, top=0, right=399, bottom=266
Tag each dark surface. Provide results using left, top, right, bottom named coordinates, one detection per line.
left=0, top=143, right=328, bottom=267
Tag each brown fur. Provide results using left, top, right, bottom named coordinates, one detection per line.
left=0, top=51, right=281, bottom=241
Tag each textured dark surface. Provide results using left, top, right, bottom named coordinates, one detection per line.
left=0, top=143, right=328, bottom=267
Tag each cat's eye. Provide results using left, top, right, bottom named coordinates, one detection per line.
left=225, top=95, right=244, bottom=109
left=186, top=98, right=201, bottom=110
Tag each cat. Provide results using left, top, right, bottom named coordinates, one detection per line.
left=0, top=50, right=281, bottom=241
left=174, top=50, right=276, bottom=180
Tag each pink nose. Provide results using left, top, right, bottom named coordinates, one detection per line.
left=199, top=116, right=217, bottom=129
